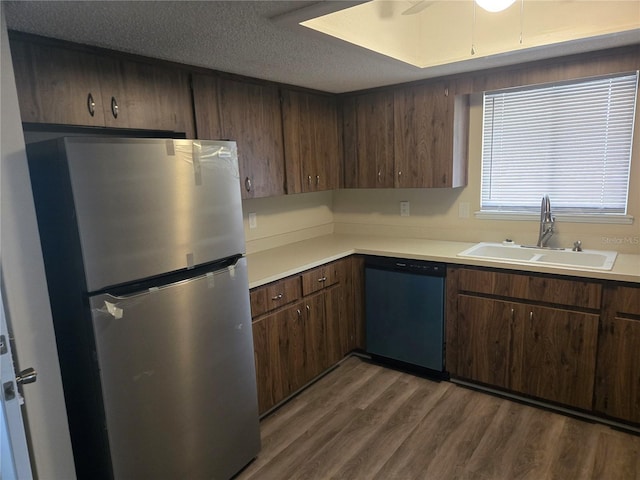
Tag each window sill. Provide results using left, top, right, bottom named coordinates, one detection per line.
left=475, top=211, right=634, bottom=225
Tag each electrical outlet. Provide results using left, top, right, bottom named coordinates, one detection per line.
left=400, top=201, right=410, bottom=217
left=248, top=212, right=257, bottom=229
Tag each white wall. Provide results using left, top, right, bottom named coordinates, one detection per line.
left=242, top=190, right=334, bottom=254
left=0, top=8, right=76, bottom=479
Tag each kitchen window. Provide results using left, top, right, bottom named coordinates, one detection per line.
left=479, top=71, right=638, bottom=223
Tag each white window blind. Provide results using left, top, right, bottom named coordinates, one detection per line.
left=481, top=72, right=638, bottom=216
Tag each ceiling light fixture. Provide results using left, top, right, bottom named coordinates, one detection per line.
left=475, top=0, right=516, bottom=13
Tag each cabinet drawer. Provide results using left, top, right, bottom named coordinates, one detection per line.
left=301, top=263, right=340, bottom=296
left=456, top=268, right=602, bottom=310
left=250, top=276, right=301, bottom=318
left=605, top=284, right=640, bottom=316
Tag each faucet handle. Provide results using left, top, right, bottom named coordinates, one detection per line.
left=572, top=240, right=582, bottom=252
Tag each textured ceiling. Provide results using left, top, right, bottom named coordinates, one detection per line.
left=3, top=1, right=640, bottom=94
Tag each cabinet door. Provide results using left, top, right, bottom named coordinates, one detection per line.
left=282, top=89, right=341, bottom=193
left=325, top=283, right=351, bottom=366
left=355, top=91, right=395, bottom=188
left=456, top=295, right=516, bottom=389
left=210, top=77, right=285, bottom=199
left=516, top=305, right=598, bottom=410
left=105, top=58, right=194, bottom=136
left=302, top=295, right=328, bottom=382
left=11, top=39, right=106, bottom=126
left=595, top=285, right=640, bottom=423
left=252, top=316, right=283, bottom=414
left=394, top=81, right=461, bottom=188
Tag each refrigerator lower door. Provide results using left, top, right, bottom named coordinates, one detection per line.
left=89, top=257, right=259, bottom=480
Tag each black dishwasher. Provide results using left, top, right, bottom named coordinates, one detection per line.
left=365, top=256, right=446, bottom=377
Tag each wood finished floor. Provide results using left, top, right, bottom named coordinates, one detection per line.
left=236, top=356, right=640, bottom=480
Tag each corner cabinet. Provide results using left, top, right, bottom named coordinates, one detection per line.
left=281, top=89, right=342, bottom=193
left=448, top=266, right=600, bottom=411
left=393, top=80, right=469, bottom=188
left=342, top=80, right=469, bottom=189
left=594, top=283, right=640, bottom=424
left=192, top=74, right=285, bottom=199
left=10, top=35, right=195, bottom=136
left=249, top=258, right=361, bottom=415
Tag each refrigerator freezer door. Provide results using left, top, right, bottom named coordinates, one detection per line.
left=89, top=257, right=259, bottom=480
left=64, top=138, right=244, bottom=291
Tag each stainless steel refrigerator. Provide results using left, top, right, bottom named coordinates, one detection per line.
left=27, top=137, right=260, bottom=480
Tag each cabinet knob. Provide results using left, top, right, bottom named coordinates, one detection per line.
left=398, top=171, right=402, bottom=178
left=296, top=309, right=302, bottom=319
left=308, top=175, right=312, bottom=186
left=110, top=96, right=119, bottom=118
left=377, top=171, right=382, bottom=182
left=529, top=311, right=534, bottom=320
left=271, top=293, right=283, bottom=301
left=318, top=277, right=327, bottom=283
left=316, top=175, right=320, bottom=186
left=244, top=177, right=252, bottom=192
left=87, top=93, right=96, bottom=117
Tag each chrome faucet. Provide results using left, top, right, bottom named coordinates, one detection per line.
left=537, top=194, right=555, bottom=247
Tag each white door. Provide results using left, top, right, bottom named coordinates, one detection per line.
left=0, top=288, right=33, bottom=480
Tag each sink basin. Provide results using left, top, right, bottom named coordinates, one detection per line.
left=457, top=242, right=617, bottom=270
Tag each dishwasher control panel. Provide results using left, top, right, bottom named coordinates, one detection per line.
left=365, top=256, right=446, bottom=277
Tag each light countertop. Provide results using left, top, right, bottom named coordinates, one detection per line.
left=246, top=234, right=640, bottom=288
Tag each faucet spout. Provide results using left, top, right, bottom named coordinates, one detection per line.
left=537, top=194, right=555, bottom=247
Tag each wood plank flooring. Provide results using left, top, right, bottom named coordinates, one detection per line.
left=235, top=356, right=640, bottom=480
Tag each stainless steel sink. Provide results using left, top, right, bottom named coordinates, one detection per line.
left=457, top=242, right=617, bottom=270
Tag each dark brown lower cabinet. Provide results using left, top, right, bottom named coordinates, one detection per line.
left=456, top=293, right=598, bottom=411
left=594, top=284, right=640, bottom=424
left=515, top=304, right=598, bottom=410
left=450, top=266, right=601, bottom=412
left=457, top=295, right=514, bottom=390
left=251, top=257, right=362, bottom=415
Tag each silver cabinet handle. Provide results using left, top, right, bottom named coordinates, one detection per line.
left=529, top=311, right=534, bottom=320
left=316, top=175, right=320, bottom=186
left=111, top=96, right=118, bottom=118
left=244, top=177, right=252, bottom=192
left=377, top=171, right=382, bottom=183
left=398, top=171, right=402, bottom=178
left=87, top=93, right=96, bottom=117
left=16, top=367, right=37, bottom=386
left=511, top=308, right=515, bottom=319
left=308, top=175, right=312, bottom=186
left=318, top=277, right=327, bottom=283
left=271, top=293, right=283, bottom=301
left=296, top=309, right=301, bottom=319
left=306, top=305, right=310, bottom=314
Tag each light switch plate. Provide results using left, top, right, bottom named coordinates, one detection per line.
left=400, top=201, right=410, bottom=217
left=248, top=212, right=257, bottom=229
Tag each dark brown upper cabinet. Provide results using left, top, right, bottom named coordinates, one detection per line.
left=281, top=89, right=342, bottom=194
left=394, top=80, right=469, bottom=188
left=343, top=81, right=469, bottom=189
left=10, top=36, right=194, bottom=137
left=342, top=90, right=395, bottom=188
left=192, top=74, right=286, bottom=199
